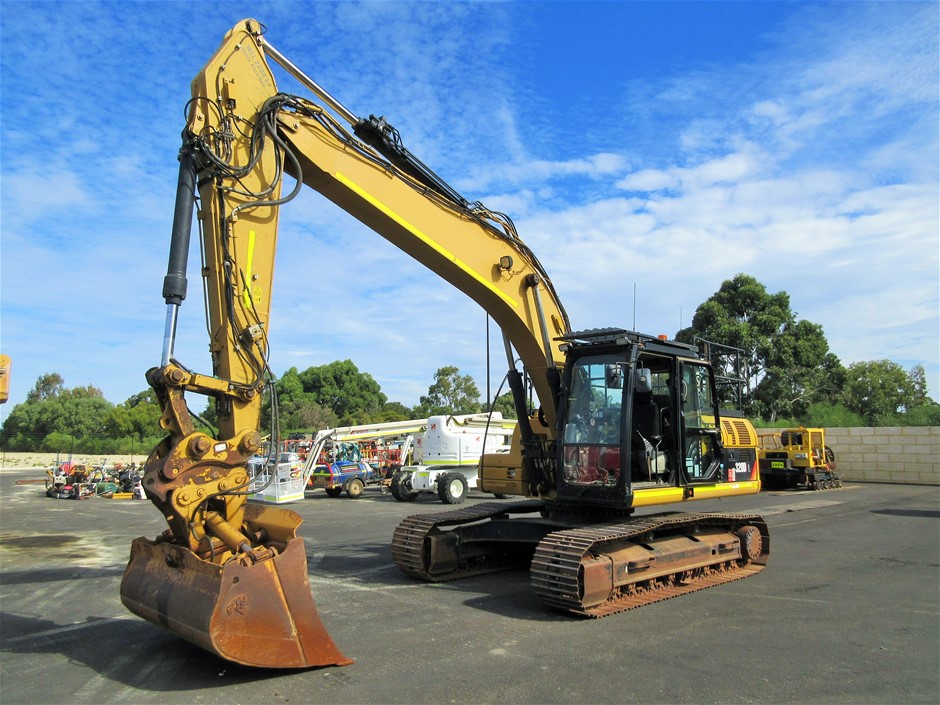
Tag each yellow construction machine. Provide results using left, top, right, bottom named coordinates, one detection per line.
left=0, top=354, right=10, bottom=404
left=758, top=427, right=841, bottom=490
left=122, top=19, right=768, bottom=669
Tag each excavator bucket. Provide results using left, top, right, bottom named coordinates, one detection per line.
left=120, top=504, right=352, bottom=669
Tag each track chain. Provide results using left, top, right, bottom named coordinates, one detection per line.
left=530, top=512, right=768, bottom=617
left=392, top=504, right=769, bottom=618
left=809, top=476, right=843, bottom=490
left=391, top=500, right=543, bottom=581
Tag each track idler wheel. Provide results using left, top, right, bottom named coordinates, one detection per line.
left=736, top=525, right=764, bottom=562
left=120, top=504, right=352, bottom=669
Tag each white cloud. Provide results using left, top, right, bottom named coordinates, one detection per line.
left=1, top=167, right=90, bottom=223
left=456, top=152, right=630, bottom=195
left=616, top=168, right=678, bottom=193
left=0, top=0, right=936, bottom=415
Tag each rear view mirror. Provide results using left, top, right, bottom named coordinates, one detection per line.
left=634, top=368, right=652, bottom=394
left=606, top=363, right=624, bottom=389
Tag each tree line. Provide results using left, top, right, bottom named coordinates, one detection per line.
left=265, top=361, right=516, bottom=431
left=1, top=274, right=936, bottom=454
left=676, top=274, right=938, bottom=427
left=0, top=363, right=515, bottom=454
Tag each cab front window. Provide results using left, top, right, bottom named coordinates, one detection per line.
left=562, top=356, right=624, bottom=486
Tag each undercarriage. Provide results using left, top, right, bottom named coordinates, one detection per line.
left=392, top=501, right=769, bottom=616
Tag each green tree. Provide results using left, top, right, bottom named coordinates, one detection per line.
left=802, top=402, right=867, bottom=428
left=907, top=365, right=932, bottom=408
left=898, top=402, right=940, bottom=426
left=676, top=274, right=843, bottom=420
left=0, top=375, right=113, bottom=451
left=39, top=431, right=78, bottom=454
left=842, top=360, right=926, bottom=425
left=268, top=368, right=327, bottom=431
left=414, top=366, right=481, bottom=417
left=487, top=391, right=518, bottom=419
left=756, top=320, right=843, bottom=422
left=198, top=396, right=219, bottom=431
left=105, top=390, right=162, bottom=439
left=0, top=400, right=43, bottom=449
left=26, top=372, right=65, bottom=403
left=255, top=368, right=324, bottom=432
left=373, top=401, right=414, bottom=422
left=295, top=360, right=387, bottom=425
left=40, top=388, right=112, bottom=440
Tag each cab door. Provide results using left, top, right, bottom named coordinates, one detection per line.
left=679, top=362, right=724, bottom=483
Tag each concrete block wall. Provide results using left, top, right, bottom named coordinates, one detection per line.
left=761, top=426, right=939, bottom=485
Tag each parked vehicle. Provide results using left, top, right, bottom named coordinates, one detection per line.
left=758, top=427, right=841, bottom=490
left=390, top=414, right=516, bottom=504
left=247, top=450, right=305, bottom=503
left=123, top=20, right=767, bottom=667
left=308, top=442, right=383, bottom=498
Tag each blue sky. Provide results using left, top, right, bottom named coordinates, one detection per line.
left=1, top=1, right=937, bottom=416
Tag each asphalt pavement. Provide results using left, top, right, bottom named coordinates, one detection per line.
left=1, top=467, right=937, bottom=705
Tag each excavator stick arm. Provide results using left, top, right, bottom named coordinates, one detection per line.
left=123, top=20, right=354, bottom=669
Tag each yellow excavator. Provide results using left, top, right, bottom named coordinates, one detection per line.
left=121, top=19, right=768, bottom=669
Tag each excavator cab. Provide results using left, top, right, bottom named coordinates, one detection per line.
left=555, top=330, right=731, bottom=510
left=395, top=329, right=767, bottom=614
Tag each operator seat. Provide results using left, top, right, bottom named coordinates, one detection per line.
left=633, top=390, right=662, bottom=480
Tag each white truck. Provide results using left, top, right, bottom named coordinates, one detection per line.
left=390, top=413, right=516, bottom=503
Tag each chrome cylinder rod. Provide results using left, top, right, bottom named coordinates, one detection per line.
left=259, top=38, right=359, bottom=127
left=161, top=303, right=179, bottom=367
left=528, top=274, right=556, bottom=369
